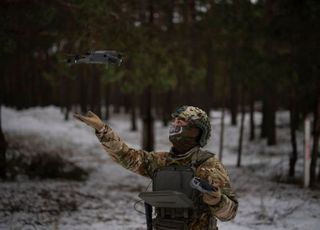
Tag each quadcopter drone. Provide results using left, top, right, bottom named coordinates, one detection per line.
left=67, top=50, right=123, bottom=65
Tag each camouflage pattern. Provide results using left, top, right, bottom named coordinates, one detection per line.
left=96, top=125, right=238, bottom=230
left=171, top=106, right=211, bottom=147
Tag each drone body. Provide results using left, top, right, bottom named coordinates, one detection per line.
left=67, top=50, right=123, bottom=65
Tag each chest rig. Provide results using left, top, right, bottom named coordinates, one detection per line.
left=139, top=149, right=213, bottom=230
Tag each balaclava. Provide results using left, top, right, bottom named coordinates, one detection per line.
left=169, top=122, right=201, bottom=154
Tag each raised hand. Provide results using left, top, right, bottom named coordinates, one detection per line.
left=73, top=111, right=105, bottom=131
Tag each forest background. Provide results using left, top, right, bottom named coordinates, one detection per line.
left=0, top=0, right=319, bottom=196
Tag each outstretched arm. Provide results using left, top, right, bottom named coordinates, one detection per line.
left=74, top=111, right=166, bottom=177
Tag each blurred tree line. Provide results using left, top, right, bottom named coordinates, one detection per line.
left=0, top=0, right=319, bottom=186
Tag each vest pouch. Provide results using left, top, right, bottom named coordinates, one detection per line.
left=153, top=166, right=194, bottom=199
left=139, top=191, right=193, bottom=208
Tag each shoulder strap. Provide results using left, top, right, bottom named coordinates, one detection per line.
left=191, top=149, right=215, bottom=169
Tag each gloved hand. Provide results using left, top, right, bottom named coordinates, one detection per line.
left=202, top=185, right=221, bottom=206
left=73, top=111, right=105, bottom=131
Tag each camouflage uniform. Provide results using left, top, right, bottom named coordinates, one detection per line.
left=95, top=123, right=238, bottom=230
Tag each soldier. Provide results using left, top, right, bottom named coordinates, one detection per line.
left=74, top=105, right=238, bottom=230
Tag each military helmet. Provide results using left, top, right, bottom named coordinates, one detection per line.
left=171, top=105, right=211, bottom=147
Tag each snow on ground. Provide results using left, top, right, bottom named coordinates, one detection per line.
left=1, top=106, right=319, bottom=230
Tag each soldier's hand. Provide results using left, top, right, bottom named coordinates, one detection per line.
left=202, top=185, right=221, bottom=206
left=73, top=111, right=105, bottom=131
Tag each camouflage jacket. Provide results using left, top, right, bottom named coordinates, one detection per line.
left=96, top=124, right=238, bottom=230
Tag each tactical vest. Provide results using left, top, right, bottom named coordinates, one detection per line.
left=151, top=150, right=214, bottom=230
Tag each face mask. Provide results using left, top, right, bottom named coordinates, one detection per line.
left=169, top=125, right=183, bottom=136
left=169, top=124, right=200, bottom=154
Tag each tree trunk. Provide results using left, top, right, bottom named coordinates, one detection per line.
left=104, top=84, right=110, bottom=121
left=260, top=100, right=268, bottom=138
left=237, top=90, right=245, bottom=167
left=142, top=87, right=154, bottom=151
left=219, top=107, right=225, bottom=161
left=64, top=105, right=71, bottom=121
left=130, top=95, right=137, bottom=132
left=161, top=0, right=174, bottom=128
left=141, top=0, right=155, bottom=151
left=263, top=0, right=277, bottom=146
left=63, top=75, right=72, bottom=121
left=113, top=84, right=121, bottom=114
left=261, top=97, right=277, bottom=145
left=205, top=39, right=214, bottom=114
left=80, top=67, right=88, bottom=113
left=229, top=79, right=238, bottom=126
left=228, top=0, right=238, bottom=127
left=162, top=90, right=173, bottom=127
left=267, top=96, right=277, bottom=145
left=219, top=68, right=228, bottom=161
left=310, top=96, right=320, bottom=186
left=249, top=97, right=255, bottom=141
left=124, top=95, right=131, bottom=114
left=89, top=68, right=101, bottom=117
left=289, top=104, right=298, bottom=177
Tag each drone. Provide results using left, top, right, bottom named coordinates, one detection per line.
left=66, top=50, right=123, bottom=66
